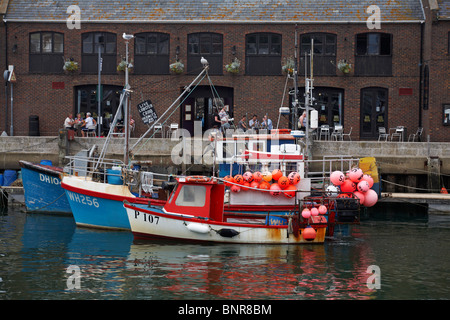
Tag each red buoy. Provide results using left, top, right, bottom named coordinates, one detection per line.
left=302, top=226, right=316, bottom=241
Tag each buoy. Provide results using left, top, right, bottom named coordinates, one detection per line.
left=441, top=187, right=448, bottom=194
left=283, top=185, right=297, bottom=198
left=250, top=181, right=260, bottom=189
left=242, top=181, right=250, bottom=191
left=311, top=207, right=319, bottom=216
left=318, top=205, right=327, bottom=215
left=262, top=171, right=272, bottom=182
left=326, top=185, right=339, bottom=196
left=340, top=179, right=356, bottom=193
left=224, top=175, right=235, bottom=187
left=278, top=176, right=290, bottom=189
left=357, top=180, right=370, bottom=192
left=288, top=172, right=301, bottom=185
left=361, top=174, right=374, bottom=188
left=271, top=169, right=282, bottom=181
left=234, top=174, right=244, bottom=184
left=302, top=226, right=316, bottom=241
left=253, top=171, right=263, bottom=182
left=243, top=171, right=254, bottom=182
left=230, top=184, right=241, bottom=193
left=330, top=170, right=345, bottom=186
left=259, top=181, right=270, bottom=190
left=338, top=193, right=351, bottom=198
left=186, top=222, right=210, bottom=234
left=349, top=168, right=364, bottom=183
left=269, top=183, right=281, bottom=196
left=353, top=191, right=365, bottom=204
left=301, top=208, right=311, bottom=219
left=363, top=189, right=378, bottom=207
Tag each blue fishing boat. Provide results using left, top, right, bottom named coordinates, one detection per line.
left=19, top=160, right=71, bottom=214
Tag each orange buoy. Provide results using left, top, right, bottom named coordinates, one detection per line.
left=230, top=184, right=241, bottom=193
left=234, top=174, right=244, bottom=184
left=302, top=226, right=316, bottom=241
left=250, top=181, right=260, bottom=189
left=259, top=181, right=270, bottom=190
left=224, top=175, right=235, bottom=187
left=271, top=169, right=282, bottom=181
left=283, top=185, right=297, bottom=198
left=242, top=181, right=250, bottom=191
left=262, top=171, right=272, bottom=182
left=278, top=176, right=290, bottom=189
left=441, top=187, right=448, bottom=194
left=340, top=179, right=356, bottom=193
left=253, top=171, right=263, bottom=182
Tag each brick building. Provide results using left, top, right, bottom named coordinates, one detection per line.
left=0, top=0, right=448, bottom=141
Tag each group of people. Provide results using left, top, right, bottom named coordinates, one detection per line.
left=238, top=114, right=273, bottom=132
left=64, top=112, right=97, bottom=137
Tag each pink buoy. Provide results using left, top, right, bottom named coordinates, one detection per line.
left=353, top=191, right=365, bottom=204
left=269, top=183, right=281, bottom=196
left=311, top=207, right=319, bottom=216
left=253, top=171, right=263, bottom=182
left=363, top=189, right=378, bottom=207
left=361, top=174, right=374, bottom=188
left=349, top=168, right=364, bottom=183
left=318, top=205, right=327, bottom=215
left=330, top=171, right=345, bottom=186
left=288, top=172, right=301, bottom=185
left=243, top=171, right=254, bottom=182
left=357, top=180, right=370, bottom=192
left=230, top=185, right=241, bottom=193
left=301, top=208, right=311, bottom=219
left=340, top=179, right=356, bottom=193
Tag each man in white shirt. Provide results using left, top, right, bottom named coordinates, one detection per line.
left=261, top=115, right=273, bottom=131
left=64, top=113, right=74, bottom=130
left=81, top=112, right=97, bottom=137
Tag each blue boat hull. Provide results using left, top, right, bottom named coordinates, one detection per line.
left=19, top=160, right=71, bottom=214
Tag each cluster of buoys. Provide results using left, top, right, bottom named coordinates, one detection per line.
left=224, top=169, right=301, bottom=198
left=328, top=167, right=378, bottom=207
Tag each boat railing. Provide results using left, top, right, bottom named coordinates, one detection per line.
left=304, top=155, right=360, bottom=187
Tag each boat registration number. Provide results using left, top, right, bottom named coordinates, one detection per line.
left=67, top=191, right=100, bottom=208
left=133, top=210, right=159, bottom=224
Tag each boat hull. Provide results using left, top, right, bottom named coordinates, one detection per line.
left=124, top=203, right=326, bottom=244
left=61, top=176, right=165, bottom=230
left=19, top=160, right=71, bottom=214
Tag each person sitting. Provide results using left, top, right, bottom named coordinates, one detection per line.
left=218, top=107, right=231, bottom=133
left=81, top=112, right=97, bottom=137
left=73, top=113, right=83, bottom=136
left=249, top=114, right=259, bottom=132
left=64, top=113, right=75, bottom=130
left=261, top=115, right=273, bottom=131
left=238, top=115, right=247, bottom=132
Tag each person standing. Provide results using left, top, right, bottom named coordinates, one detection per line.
left=81, top=112, right=97, bottom=137
left=249, top=114, right=259, bottom=130
left=238, top=115, right=247, bottom=132
left=261, top=115, right=273, bottom=131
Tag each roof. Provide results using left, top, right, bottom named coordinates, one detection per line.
left=4, top=0, right=425, bottom=23
left=437, top=0, right=450, bottom=19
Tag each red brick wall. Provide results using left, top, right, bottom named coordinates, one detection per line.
left=0, top=21, right=443, bottom=141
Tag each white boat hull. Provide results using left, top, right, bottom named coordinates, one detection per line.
left=124, top=203, right=326, bottom=244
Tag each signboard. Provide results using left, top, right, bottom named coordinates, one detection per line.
left=137, top=100, right=158, bottom=125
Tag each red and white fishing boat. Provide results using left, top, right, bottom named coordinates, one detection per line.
left=124, top=175, right=327, bottom=244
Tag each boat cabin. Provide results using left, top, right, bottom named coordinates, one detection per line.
left=163, top=176, right=225, bottom=222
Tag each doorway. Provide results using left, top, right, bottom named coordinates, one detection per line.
left=75, top=84, right=123, bottom=135
left=360, top=87, right=388, bottom=139
left=181, top=86, right=234, bottom=135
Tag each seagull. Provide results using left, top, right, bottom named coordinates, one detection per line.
left=201, top=57, right=208, bottom=67
left=122, top=33, right=134, bottom=41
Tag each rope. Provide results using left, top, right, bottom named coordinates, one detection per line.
left=24, top=192, right=67, bottom=213
left=380, top=178, right=441, bottom=192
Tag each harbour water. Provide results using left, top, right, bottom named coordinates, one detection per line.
left=1, top=205, right=450, bottom=301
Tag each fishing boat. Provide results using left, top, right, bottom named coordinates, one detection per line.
left=124, top=176, right=327, bottom=244
left=19, top=160, right=71, bottom=214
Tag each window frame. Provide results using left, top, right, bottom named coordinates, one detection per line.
left=81, top=32, right=117, bottom=74
left=355, top=32, right=392, bottom=56
left=134, top=32, right=170, bottom=75
left=187, top=32, right=223, bottom=75
left=354, top=32, right=393, bottom=76
left=299, top=32, right=337, bottom=76
left=245, top=32, right=282, bottom=76
left=29, top=31, right=64, bottom=74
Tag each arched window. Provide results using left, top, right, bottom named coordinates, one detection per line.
left=187, top=32, right=223, bottom=75
left=81, top=32, right=117, bottom=74
left=245, top=33, right=281, bottom=76
left=134, top=32, right=170, bottom=74
left=29, top=32, right=64, bottom=73
left=299, top=33, right=336, bottom=76
left=355, top=33, right=392, bottom=76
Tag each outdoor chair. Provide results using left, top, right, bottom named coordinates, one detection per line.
left=319, top=125, right=330, bottom=140
left=408, top=127, right=423, bottom=142
left=330, top=125, right=343, bottom=141
left=390, top=126, right=405, bottom=142
left=342, top=127, right=352, bottom=141
left=378, top=127, right=389, bottom=141
left=153, top=124, right=164, bottom=138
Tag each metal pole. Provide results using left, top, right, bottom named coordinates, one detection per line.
left=124, top=39, right=130, bottom=165
left=97, top=39, right=103, bottom=137
left=10, top=82, right=13, bottom=136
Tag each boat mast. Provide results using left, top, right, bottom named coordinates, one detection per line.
left=304, top=38, right=314, bottom=160
left=123, top=33, right=133, bottom=166
left=293, top=25, right=299, bottom=131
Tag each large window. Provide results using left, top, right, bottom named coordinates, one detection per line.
left=134, top=32, right=169, bottom=74
left=299, top=33, right=336, bottom=76
left=29, top=32, right=64, bottom=73
left=187, top=33, right=223, bottom=75
left=355, top=33, right=392, bottom=76
left=246, top=33, right=281, bottom=76
left=82, top=32, right=117, bottom=74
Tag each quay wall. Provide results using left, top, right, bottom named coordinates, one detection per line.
left=1, top=136, right=449, bottom=189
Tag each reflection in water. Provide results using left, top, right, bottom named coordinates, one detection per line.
left=1, top=207, right=450, bottom=300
